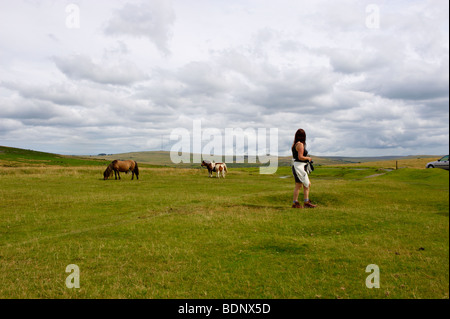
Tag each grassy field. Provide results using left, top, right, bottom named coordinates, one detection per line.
left=0, top=147, right=448, bottom=299
left=0, top=146, right=107, bottom=167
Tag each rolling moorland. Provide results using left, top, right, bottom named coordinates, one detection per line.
left=89, top=149, right=440, bottom=168
left=0, top=145, right=448, bottom=298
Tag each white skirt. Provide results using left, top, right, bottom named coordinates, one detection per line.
left=291, top=159, right=310, bottom=188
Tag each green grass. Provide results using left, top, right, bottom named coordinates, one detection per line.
left=0, top=150, right=448, bottom=299
left=0, top=146, right=107, bottom=167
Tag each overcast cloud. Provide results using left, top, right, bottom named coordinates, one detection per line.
left=0, top=0, right=448, bottom=157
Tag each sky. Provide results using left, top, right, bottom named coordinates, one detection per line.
left=0, top=0, right=448, bottom=157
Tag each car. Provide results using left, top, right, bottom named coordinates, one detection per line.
left=426, top=155, right=449, bottom=170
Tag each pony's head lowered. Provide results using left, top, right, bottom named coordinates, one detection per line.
left=201, top=160, right=212, bottom=169
left=103, top=163, right=114, bottom=180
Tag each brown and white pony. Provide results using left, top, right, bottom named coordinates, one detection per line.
left=103, top=160, right=139, bottom=180
left=201, top=160, right=227, bottom=178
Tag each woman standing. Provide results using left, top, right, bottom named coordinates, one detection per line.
left=291, top=129, right=317, bottom=208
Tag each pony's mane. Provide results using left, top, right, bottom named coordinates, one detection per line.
left=104, top=163, right=113, bottom=177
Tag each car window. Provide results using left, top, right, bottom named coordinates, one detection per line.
left=440, top=155, right=449, bottom=161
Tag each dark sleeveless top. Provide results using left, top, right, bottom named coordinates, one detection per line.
left=292, top=142, right=308, bottom=162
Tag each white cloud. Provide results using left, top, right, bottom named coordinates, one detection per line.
left=104, top=0, right=175, bottom=55
left=0, top=0, right=448, bottom=157
left=53, top=55, right=148, bottom=85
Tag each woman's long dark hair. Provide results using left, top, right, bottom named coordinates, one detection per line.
left=293, top=129, right=306, bottom=148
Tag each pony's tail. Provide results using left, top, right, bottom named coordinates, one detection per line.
left=134, top=161, right=139, bottom=178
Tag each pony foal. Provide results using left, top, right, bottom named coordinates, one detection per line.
left=201, top=160, right=227, bottom=178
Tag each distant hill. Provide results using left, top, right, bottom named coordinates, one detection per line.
left=1, top=145, right=442, bottom=168
left=0, top=145, right=105, bottom=167
left=90, top=150, right=441, bottom=167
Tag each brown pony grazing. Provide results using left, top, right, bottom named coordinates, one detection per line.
left=201, top=160, right=227, bottom=178
left=103, top=160, right=139, bottom=180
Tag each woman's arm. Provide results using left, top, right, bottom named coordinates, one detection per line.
left=296, top=142, right=312, bottom=162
